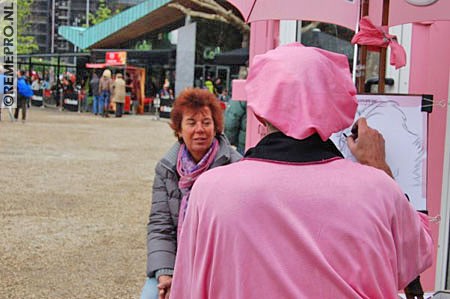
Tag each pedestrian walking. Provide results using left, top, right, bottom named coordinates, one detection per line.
left=90, top=73, right=100, bottom=115
left=15, top=70, right=33, bottom=123
left=112, top=73, right=126, bottom=118
left=99, top=69, right=112, bottom=118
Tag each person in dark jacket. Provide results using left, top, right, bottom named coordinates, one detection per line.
left=15, top=70, right=33, bottom=123
left=224, top=99, right=247, bottom=155
left=89, top=73, right=100, bottom=115
left=140, top=88, right=242, bottom=299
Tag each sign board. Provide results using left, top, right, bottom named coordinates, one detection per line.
left=105, top=52, right=127, bottom=65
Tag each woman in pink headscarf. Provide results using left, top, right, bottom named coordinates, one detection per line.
left=140, top=88, right=241, bottom=299
left=170, top=43, right=433, bottom=299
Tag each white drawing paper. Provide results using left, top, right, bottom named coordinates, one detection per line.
left=331, top=94, right=428, bottom=210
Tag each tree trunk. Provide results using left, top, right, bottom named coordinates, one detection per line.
left=241, top=32, right=249, bottom=49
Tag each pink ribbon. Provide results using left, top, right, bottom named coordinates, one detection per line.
left=351, top=17, right=407, bottom=69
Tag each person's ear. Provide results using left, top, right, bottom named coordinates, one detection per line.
left=176, top=131, right=183, bottom=142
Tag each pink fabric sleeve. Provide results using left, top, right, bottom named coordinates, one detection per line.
left=392, top=198, right=434, bottom=289
left=171, top=198, right=200, bottom=299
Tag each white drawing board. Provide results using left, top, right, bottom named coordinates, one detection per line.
left=331, top=94, right=428, bottom=210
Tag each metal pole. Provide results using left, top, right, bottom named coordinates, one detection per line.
left=51, top=0, right=55, bottom=53
left=86, top=0, right=89, bottom=27
left=57, top=56, right=61, bottom=110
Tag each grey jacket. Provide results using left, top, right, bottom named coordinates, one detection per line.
left=146, top=134, right=242, bottom=278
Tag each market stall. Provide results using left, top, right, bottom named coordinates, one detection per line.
left=86, top=51, right=146, bottom=115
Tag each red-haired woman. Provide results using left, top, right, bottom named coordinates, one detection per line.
left=141, top=88, right=242, bottom=299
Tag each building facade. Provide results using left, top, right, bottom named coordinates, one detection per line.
left=27, top=0, right=144, bottom=53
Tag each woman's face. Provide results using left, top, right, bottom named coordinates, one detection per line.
left=179, top=106, right=215, bottom=163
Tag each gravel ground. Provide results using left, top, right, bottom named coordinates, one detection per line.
left=0, top=107, right=175, bottom=299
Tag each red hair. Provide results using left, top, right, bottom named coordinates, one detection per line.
left=170, top=88, right=224, bottom=141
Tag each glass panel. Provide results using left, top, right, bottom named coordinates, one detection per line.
left=216, top=66, right=230, bottom=95
left=299, top=21, right=354, bottom=62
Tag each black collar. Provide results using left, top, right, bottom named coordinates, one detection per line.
left=244, top=132, right=343, bottom=164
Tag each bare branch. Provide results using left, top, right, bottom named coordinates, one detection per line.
left=170, top=1, right=250, bottom=33
left=300, top=21, right=320, bottom=33
left=189, top=0, right=222, bottom=12
left=168, top=3, right=229, bottom=23
left=191, top=0, right=249, bottom=32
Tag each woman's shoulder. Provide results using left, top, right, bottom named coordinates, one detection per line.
left=157, top=141, right=181, bottom=170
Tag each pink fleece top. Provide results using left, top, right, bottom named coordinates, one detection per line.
left=170, top=158, right=433, bottom=299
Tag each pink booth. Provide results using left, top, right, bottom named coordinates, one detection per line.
left=228, top=0, right=450, bottom=292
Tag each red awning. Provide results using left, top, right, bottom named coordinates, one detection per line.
left=85, top=62, right=125, bottom=69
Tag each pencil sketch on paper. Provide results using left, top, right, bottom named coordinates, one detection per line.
left=331, top=95, right=427, bottom=210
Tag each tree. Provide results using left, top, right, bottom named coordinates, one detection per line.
left=168, top=0, right=321, bottom=49
left=195, top=18, right=242, bottom=64
left=88, top=0, right=121, bottom=26
left=168, top=0, right=250, bottom=48
left=17, top=0, right=39, bottom=54
left=135, top=40, right=152, bottom=50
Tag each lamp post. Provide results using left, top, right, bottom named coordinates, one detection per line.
left=86, top=0, right=89, bottom=27
left=51, top=0, right=55, bottom=53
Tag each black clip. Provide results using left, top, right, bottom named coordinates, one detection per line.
left=421, top=94, right=433, bottom=113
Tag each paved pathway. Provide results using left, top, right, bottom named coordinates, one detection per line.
left=0, top=107, right=174, bottom=298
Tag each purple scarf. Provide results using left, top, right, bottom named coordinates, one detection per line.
left=177, top=138, right=219, bottom=238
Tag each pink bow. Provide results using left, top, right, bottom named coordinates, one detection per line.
left=351, top=17, right=407, bottom=69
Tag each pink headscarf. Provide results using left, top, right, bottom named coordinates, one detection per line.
left=245, top=43, right=357, bottom=141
